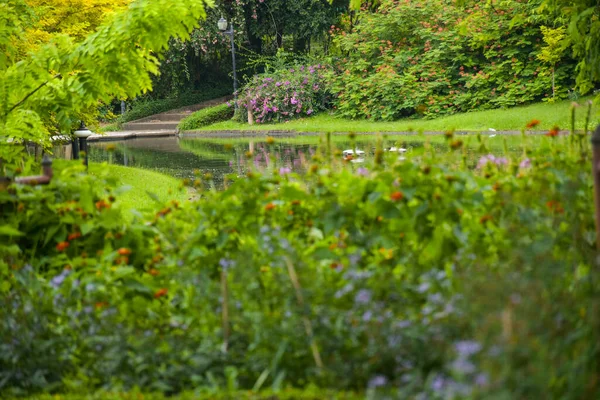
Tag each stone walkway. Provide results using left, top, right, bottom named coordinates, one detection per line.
left=89, top=96, right=232, bottom=142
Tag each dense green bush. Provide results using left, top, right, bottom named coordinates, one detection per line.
left=22, top=389, right=360, bottom=399
left=1, top=129, right=599, bottom=398
left=119, top=85, right=232, bottom=123
left=236, top=64, right=331, bottom=124
left=328, top=0, right=580, bottom=120
left=178, top=104, right=234, bottom=131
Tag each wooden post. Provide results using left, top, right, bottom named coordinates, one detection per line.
left=591, top=125, right=600, bottom=250
left=247, top=98, right=254, bottom=125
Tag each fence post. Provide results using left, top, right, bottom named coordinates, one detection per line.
left=591, top=125, right=600, bottom=250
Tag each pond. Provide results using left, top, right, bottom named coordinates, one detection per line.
left=88, top=133, right=522, bottom=187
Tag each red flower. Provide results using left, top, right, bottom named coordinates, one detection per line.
left=526, top=119, right=541, bottom=129
left=56, top=241, right=70, bottom=252
left=390, top=191, right=404, bottom=202
left=545, top=126, right=560, bottom=137
left=154, top=288, right=168, bottom=299
left=67, top=232, right=81, bottom=241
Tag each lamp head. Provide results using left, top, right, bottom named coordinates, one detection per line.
left=74, top=121, right=93, bottom=138
left=218, top=17, right=228, bottom=32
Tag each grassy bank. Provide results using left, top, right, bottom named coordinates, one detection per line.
left=54, top=160, right=187, bottom=213
left=192, top=98, right=598, bottom=133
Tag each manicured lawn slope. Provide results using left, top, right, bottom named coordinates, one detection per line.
left=192, top=98, right=599, bottom=132
left=54, top=160, right=187, bottom=213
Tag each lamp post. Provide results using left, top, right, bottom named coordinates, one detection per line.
left=218, top=17, right=238, bottom=111
left=74, top=122, right=94, bottom=168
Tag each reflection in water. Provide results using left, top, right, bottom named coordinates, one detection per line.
left=88, top=135, right=436, bottom=188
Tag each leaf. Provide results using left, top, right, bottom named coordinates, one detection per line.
left=146, top=191, right=161, bottom=204
left=0, top=225, right=23, bottom=237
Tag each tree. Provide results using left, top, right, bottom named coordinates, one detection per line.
left=548, top=0, right=600, bottom=94
left=537, top=26, right=570, bottom=100
left=0, top=0, right=212, bottom=171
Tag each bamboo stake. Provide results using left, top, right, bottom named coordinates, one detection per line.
left=284, top=257, right=324, bottom=370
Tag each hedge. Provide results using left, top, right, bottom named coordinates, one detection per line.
left=177, top=103, right=234, bottom=131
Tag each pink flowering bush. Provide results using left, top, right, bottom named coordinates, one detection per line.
left=236, top=64, right=331, bottom=124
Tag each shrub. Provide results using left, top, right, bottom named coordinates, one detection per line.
left=119, top=85, right=232, bottom=123
left=177, top=103, right=234, bottom=131
left=329, top=0, right=578, bottom=120
left=237, top=64, right=331, bottom=124
left=1, top=131, right=599, bottom=398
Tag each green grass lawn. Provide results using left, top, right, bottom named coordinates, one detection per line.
left=54, top=160, right=187, bottom=213
left=193, top=97, right=599, bottom=133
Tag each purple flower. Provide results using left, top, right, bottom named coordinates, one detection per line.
left=279, top=167, right=292, bottom=175
left=219, top=258, right=234, bottom=270
left=289, top=68, right=295, bottom=73
left=451, top=358, right=476, bottom=374
left=362, top=310, right=373, bottom=321
left=291, top=98, right=298, bottom=105
left=368, top=375, right=388, bottom=388
left=306, top=109, right=313, bottom=115
left=355, top=289, right=372, bottom=305
left=455, top=340, right=482, bottom=357
left=50, top=270, right=70, bottom=288
left=519, top=158, right=531, bottom=168
left=477, top=154, right=508, bottom=168
left=284, top=81, right=291, bottom=85
left=276, top=82, right=282, bottom=87
left=302, top=78, right=309, bottom=85
left=356, top=167, right=369, bottom=176
left=431, top=375, right=446, bottom=392
left=475, top=373, right=489, bottom=387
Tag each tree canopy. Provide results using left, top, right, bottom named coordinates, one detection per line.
left=0, top=0, right=212, bottom=170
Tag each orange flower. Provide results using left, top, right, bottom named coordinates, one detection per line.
left=56, top=241, right=70, bottom=252
left=390, top=191, right=404, bottom=202
left=154, top=288, right=168, bottom=299
left=95, top=200, right=111, bottom=211
left=265, top=202, right=276, bottom=211
left=526, top=119, right=541, bottom=129
left=545, top=126, right=560, bottom=137
left=480, top=215, right=493, bottom=224
left=68, top=232, right=81, bottom=241
left=149, top=268, right=160, bottom=276
left=95, top=302, right=108, bottom=309
left=546, top=200, right=565, bottom=214
left=291, top=200, right=301, bottom=206
left=117, top=248, right=132, bottom=256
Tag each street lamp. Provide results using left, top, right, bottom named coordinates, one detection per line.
left=74, top=121, right=93, bottom=168
left=218, top=17, right=238, bottom=111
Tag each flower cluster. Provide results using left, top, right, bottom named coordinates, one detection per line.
left=237, top=64, right=331, bottom=124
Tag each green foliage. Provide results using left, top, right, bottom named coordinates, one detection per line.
left=119, top=86, right=232, bottom=123
left=178, top=104, right=234, bottom=131
left=0, top=0, right=211, bottom=170
left=328, top=0, right=578, bottom=120
left=549, top=0, right=600, bottom=93
left=20, top=389, right=361, bottom=399
left=1, top=126, right=599, bottom=397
